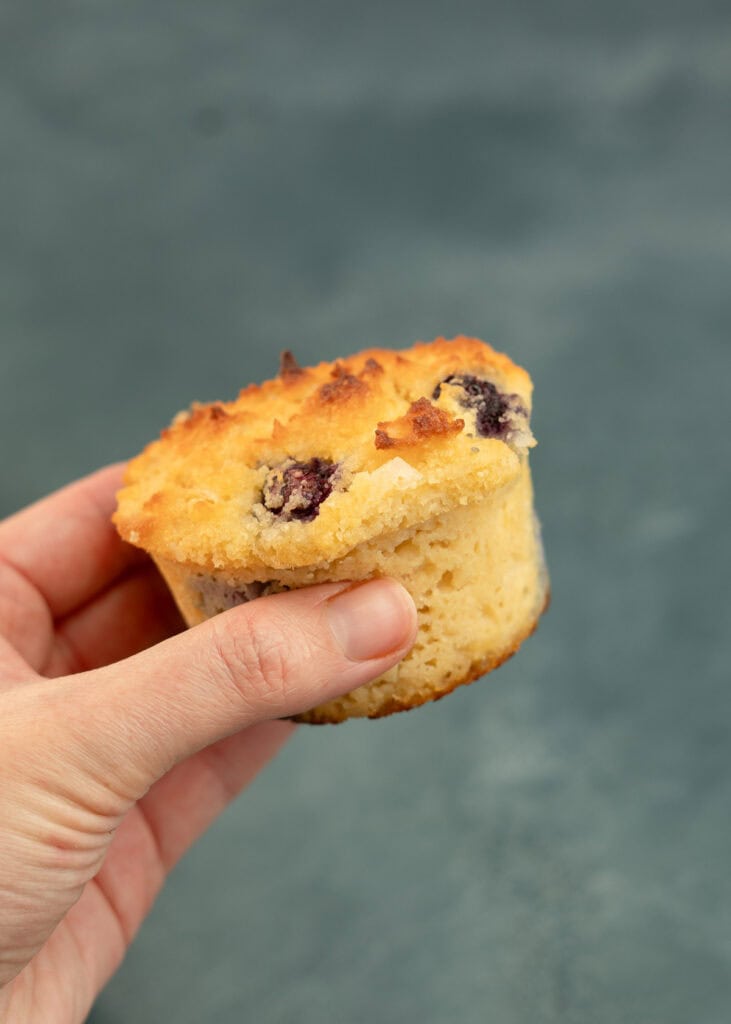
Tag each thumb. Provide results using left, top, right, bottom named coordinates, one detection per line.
left=56, top=579, right=416, bottom=798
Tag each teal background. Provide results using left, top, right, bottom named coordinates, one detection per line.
left=2, top=2, right=730, bottom=1021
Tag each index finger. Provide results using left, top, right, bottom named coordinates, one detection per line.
left=0, top=463, right=147, bottom=620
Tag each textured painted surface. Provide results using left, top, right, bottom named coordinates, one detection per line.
left=1, top=2, right=730, bottom=1021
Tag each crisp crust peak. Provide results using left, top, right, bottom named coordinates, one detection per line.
left=375, top=397, right=464, bottom=449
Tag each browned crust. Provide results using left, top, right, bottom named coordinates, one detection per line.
left=362, top=357, right=385, bottom=377
left=230, top=337, right=529, bottom=419
left=294, top=585, right=551, bottom=725
left=311, top=357, right=387, bottom=407
left=279, top=350, right=303, bottom=379
left=114, top=335, right=534, bottom=569
left=165, top=402, right=231, bottom=437
left=318, top=369, right=369, bottom=405
left=375, top=397, right=464, bottom=450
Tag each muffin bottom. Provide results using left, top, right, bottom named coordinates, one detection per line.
left=154, top=461, right=548, bottom=723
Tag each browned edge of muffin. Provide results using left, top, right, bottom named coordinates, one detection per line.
left=293, top=586, right=551, bottom=725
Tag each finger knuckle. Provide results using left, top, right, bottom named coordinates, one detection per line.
left=211, top=609, right=294, bottom=717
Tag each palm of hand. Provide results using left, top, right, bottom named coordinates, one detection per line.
left=0, top=466, right=292, bottom=1023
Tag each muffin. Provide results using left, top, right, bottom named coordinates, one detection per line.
left=113, top=336, right=549, bottom=723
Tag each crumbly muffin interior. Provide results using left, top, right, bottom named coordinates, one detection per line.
left=153, top=462, right=547, bottom=722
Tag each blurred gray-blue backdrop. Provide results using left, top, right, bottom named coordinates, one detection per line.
left=2, top=2, right=730, bottom=1021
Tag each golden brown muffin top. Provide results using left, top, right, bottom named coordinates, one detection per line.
left=114, top=336, right=536, bottom=572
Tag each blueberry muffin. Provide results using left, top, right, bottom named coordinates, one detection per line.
left=114, top=336, right=548, bottom=723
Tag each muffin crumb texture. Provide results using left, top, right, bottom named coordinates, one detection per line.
left=114, top=336, right=547, bottom=722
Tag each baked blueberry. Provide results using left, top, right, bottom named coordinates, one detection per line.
left=263, top=458, right=340, bottom=522
left=432, top=374, right=526, bottom=440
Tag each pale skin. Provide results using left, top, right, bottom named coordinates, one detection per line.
left=0, top=464, right=417, bottom=1024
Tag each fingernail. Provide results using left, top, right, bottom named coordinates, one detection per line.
left=326, top=580, right=417, bottom=662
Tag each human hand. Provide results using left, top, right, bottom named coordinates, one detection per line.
left=0, top=465, right=417, bottom=1023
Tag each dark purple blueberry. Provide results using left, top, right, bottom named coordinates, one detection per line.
left=263, top=458, right=340, bottom=522
left=432, top=374, right=525, bottom=439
